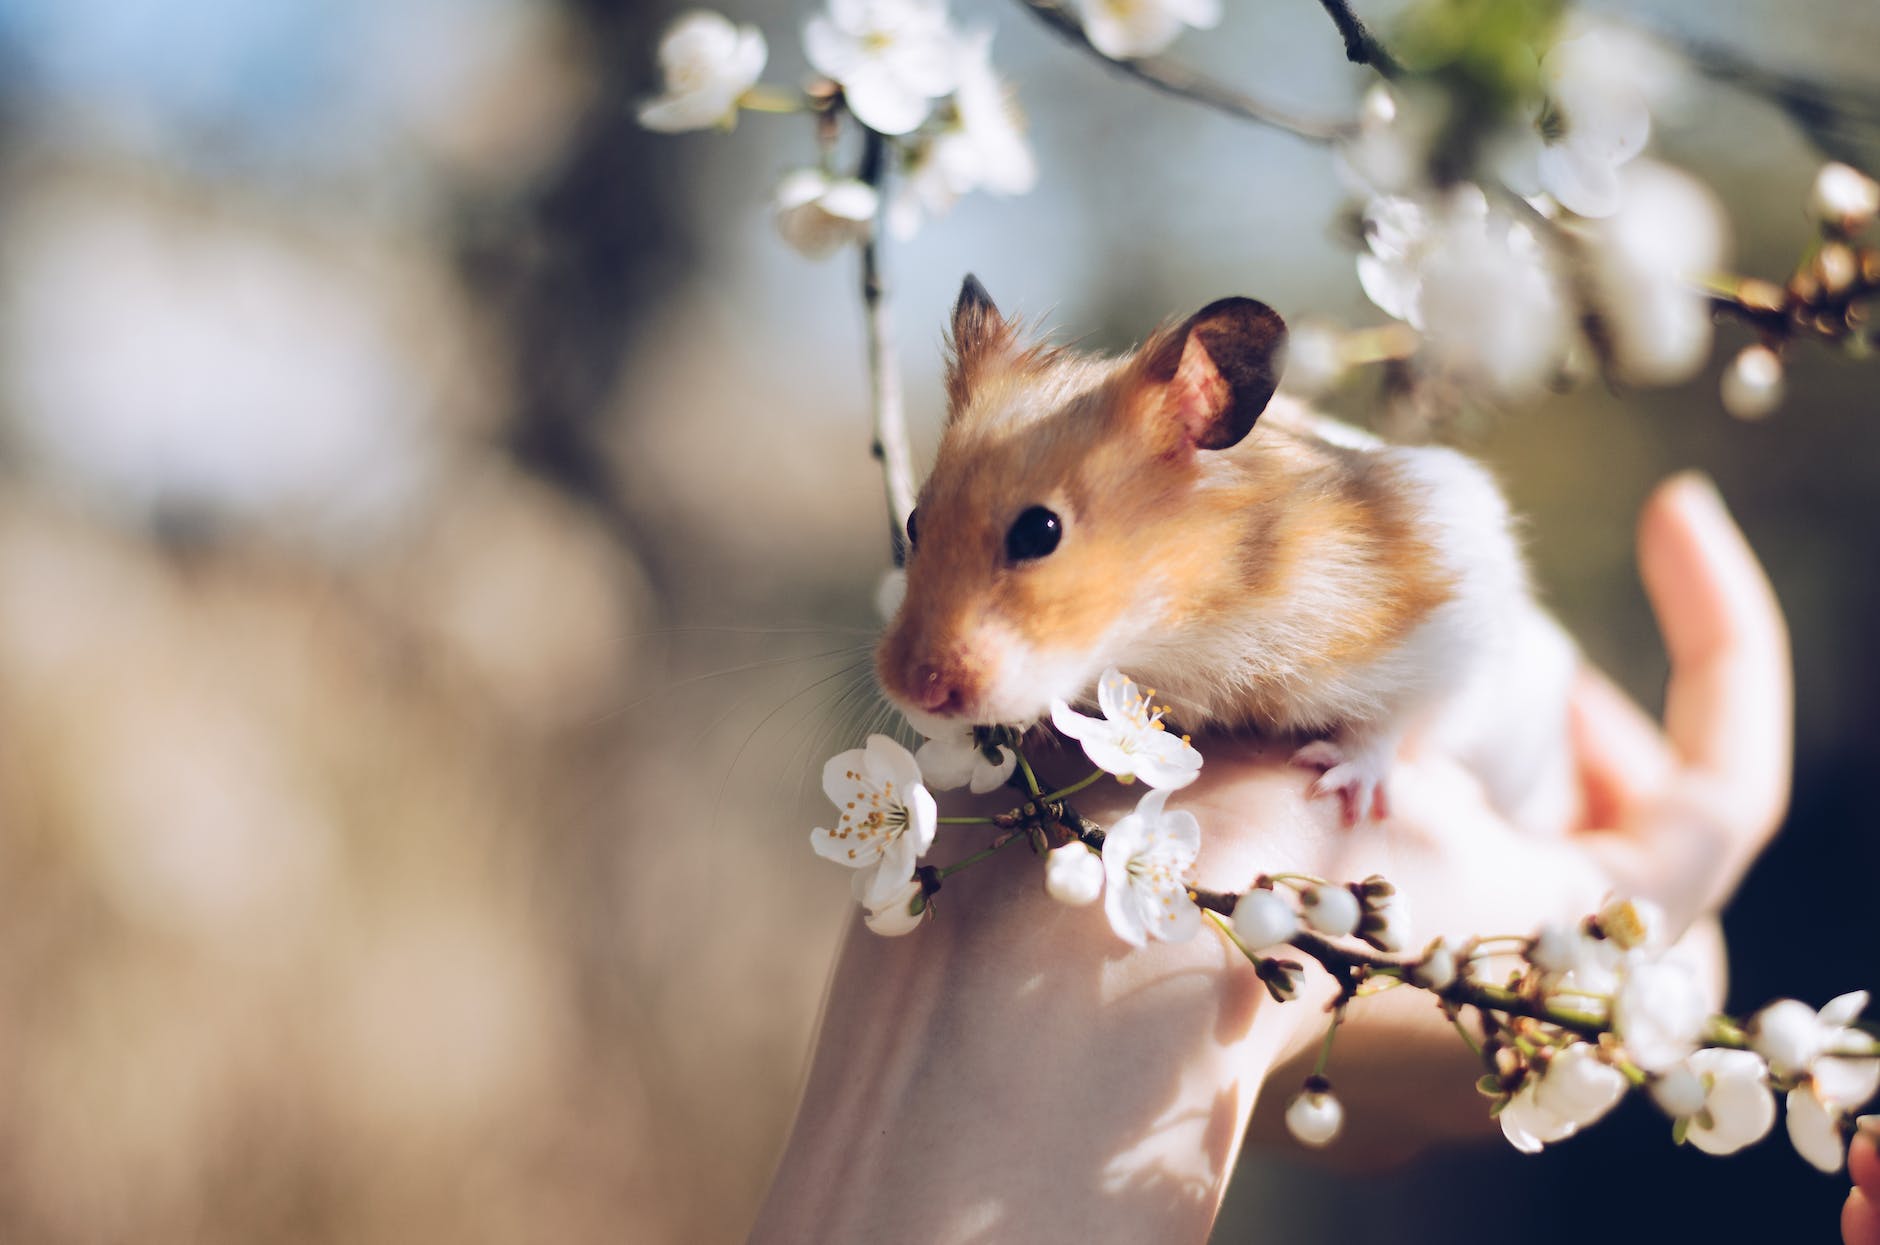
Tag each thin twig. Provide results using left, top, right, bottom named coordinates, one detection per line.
left=1313, top=0, right=1401, bottom=78
left=856, top=128, right=918, bottom=563
left=1015, top=0, right=1355, bottom=143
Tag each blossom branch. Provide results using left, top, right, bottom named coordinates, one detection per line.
left=855, top=127, right=919, bottom=560
left=1013, top=0, right=1355, bottom=143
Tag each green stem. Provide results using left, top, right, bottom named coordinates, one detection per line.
left=1015, top=750, right=1044, bottom=798
left=937, top=815, right=995, bottom=825
left=1205, top=909, right=1260, bottom=965
left=936, top=833, right=1025, bottom=878
left=1313, top=1005, right=1346, bottom=1077
left=738, top=85, right=809, bottom=113
left=1450, top=1009, right=1484, bottom=1059
left=1039, top=770, right=1106, bottom=803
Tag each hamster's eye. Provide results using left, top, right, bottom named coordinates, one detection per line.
left=905, top=507, right=919, bottom=550
left=1005, top=506, right=1062, bottom=562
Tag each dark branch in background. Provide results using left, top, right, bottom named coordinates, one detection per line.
left=1314, top=0, right=1401, bottom=78
left=1706, top=245, right=1880, bottom=349
left=1662, top=28, right=1880, bottom=168
left=1015, top=0, right=1355, bottom=144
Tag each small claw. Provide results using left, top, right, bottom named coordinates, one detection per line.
left=1290, top=740, right=1346, bottom=772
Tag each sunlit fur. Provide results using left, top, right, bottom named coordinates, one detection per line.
left=877, top=315, right=1573, bottom=827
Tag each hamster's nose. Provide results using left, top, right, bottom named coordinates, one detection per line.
left=911, top=663, right=965, bottom=715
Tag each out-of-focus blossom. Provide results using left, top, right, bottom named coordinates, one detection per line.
left=1590, top=161, right=1729, bottom=386
left=1336, top=82, right=1452, bottom=197
left=1657, top=1049, right=1777, bottom=1156
left=1614, top=959, right=1710, bottom=1073
left=1498, top=25, right=1655, bottom=218
left=1809, top=162, right=1880, bottom=234
left=1413, top=940, right=1457, bottom=991
left=1722, top=345, right=1784, bottom=420
left=1072, top=0, right=1220, bottom=61
left=772, top=169, right=879, bottom=259
left=1501, top=1043, right=1626, bottom=1153
left=888, top=29, right=1037, bottom=240
left=1051, top=669, right=1202, bottom=789
left=875, top=566, right=908, bottom=621
left=805, top=0, right=958, bottom=135
left=915, top=724, right=1017, bottom=795
left=1355, top=877, right=1410, bottom=954
left=1597, top=896, right=1665, bottom=954
left=1360, top=186, right=1572, bottom=396
left=811, top=734, right=937, bottom=907
left=1045, top=843, right=1105, bottom=907
left=1277, top=319, right=1346, bottom=397
left=637, top=11, right=767, bottom=133
left=1101, top=786, right=1201, bottom=946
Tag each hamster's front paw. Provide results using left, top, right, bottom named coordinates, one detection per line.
left=1290, top=738, right=1392, bottom=826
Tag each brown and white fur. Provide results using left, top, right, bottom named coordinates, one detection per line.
left=875, top=276, right=1575, bottom=828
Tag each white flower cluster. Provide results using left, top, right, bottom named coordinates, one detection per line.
left=639, top=3, right=1035, bottom=253
left=1486, top=898, right=1878, bottom=1171
left=1332, top=23, right=1745, bottom=401
left=1071, top=0, right=1220, bottom=61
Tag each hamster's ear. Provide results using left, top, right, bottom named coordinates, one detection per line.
left=1135, top=298, right=1287, bottom=451
left=945, top=274, right=1012, bottom=412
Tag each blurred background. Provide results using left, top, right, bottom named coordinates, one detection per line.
left=0, top=0, right=1873, bottom=1241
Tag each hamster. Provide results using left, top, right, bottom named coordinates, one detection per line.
left=875, top=275, right=1576, bottom=828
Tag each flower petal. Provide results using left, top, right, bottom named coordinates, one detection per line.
left=915, top=733, right=978, bottom=792
left=1787, top=1086, right=1848, bottom=1174
left=1821, top=990, right=1871, bottom=1029
left=967, top=746, right=1018, bottom=794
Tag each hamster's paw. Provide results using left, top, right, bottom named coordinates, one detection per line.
left=1290, top=740, right=1391, bottom=826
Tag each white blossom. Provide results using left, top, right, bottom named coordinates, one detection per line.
left=1789, top=1084, right=1850, bottom=1173
left=887, top=29, right=1037, bottom=240
left=1231, top=888, right=1297, bottom=952
left=1678, top=1049, right=1777, bottom=1156
left=1751, top=991, right=1876, bottom=1095
left=914, top=725, right=1017, bottom=795
left=1285, top=1085, right=1345, bottom=1148
left=1589, top=161, right=1730, bottom=386
left=1101, top=786, right=1201, bottom=946
left=1051, top=669, right=1202, bottom=789
left=1300, top=885, right=1360, bottom=939
left=1357, top=186, right=1572, bottom=396
left=1809, top=162, right=1880, bottom=234
left=1072, top=0, right=1220, bottom=61
left=1614, top=959, right=1710, bottom=1073
left=804, top=0, right=958, bottom=136
left=1337, top=82, right=1449, bottom=197
left=1721, top=345, right=1784, bottom=421
left=811, top=734, right=938, bottom=907
left=862, top=876, right=928, bottom=935
left=1045, top=842, right=1105, bottom=907
left=1498, top=25, right=1653, bottom=218
left=637, top=10, right=768, bottom=134
left=773, top=169, right=879, bottom=259
left=1501, top=1043, right=1626, bottom=1153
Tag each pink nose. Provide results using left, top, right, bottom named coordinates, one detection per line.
left=911, top=663, right=964, bottom=715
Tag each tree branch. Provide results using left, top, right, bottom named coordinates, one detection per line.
left=1015, top=0, right=1356, bottom=143
left=1313, top=0, right=1402, bottom=78
left=856, top=128, right=918, bottom=564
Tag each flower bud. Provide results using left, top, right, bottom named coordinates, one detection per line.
left=1285, top=1079, right=1345, bottom=1148
left=863, top=878, right=927, bottom=936
left=1809, top=162, right=1880, bottom=235
left=1044, top=843, right=1104, bottom=907
left=1301, top=885, right=1361, bottom=937
left=1750, top=998, right=1825, bottom=1078
left=1721, top=345, right=1784, bottom=421
left=1358, top=888, right=1412, bottom=953
left=1255, top=957, right=1305, bottom=1003
left=1232, top=888, right=1298, bottom=952
left=1412, top=939, right=1457, bottom=991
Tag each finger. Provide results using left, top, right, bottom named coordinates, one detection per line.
left=1637, top=472, right=1792, bottom=834
left=1856, top=1129, right=1880, bottom=1194
left=1847, top=1188, right=1880, bottom=1245
left=1569, top=665, right=1675, bottom=825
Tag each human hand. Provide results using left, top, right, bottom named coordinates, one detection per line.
left=1848, top=1125, right=1880, bottom=1245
